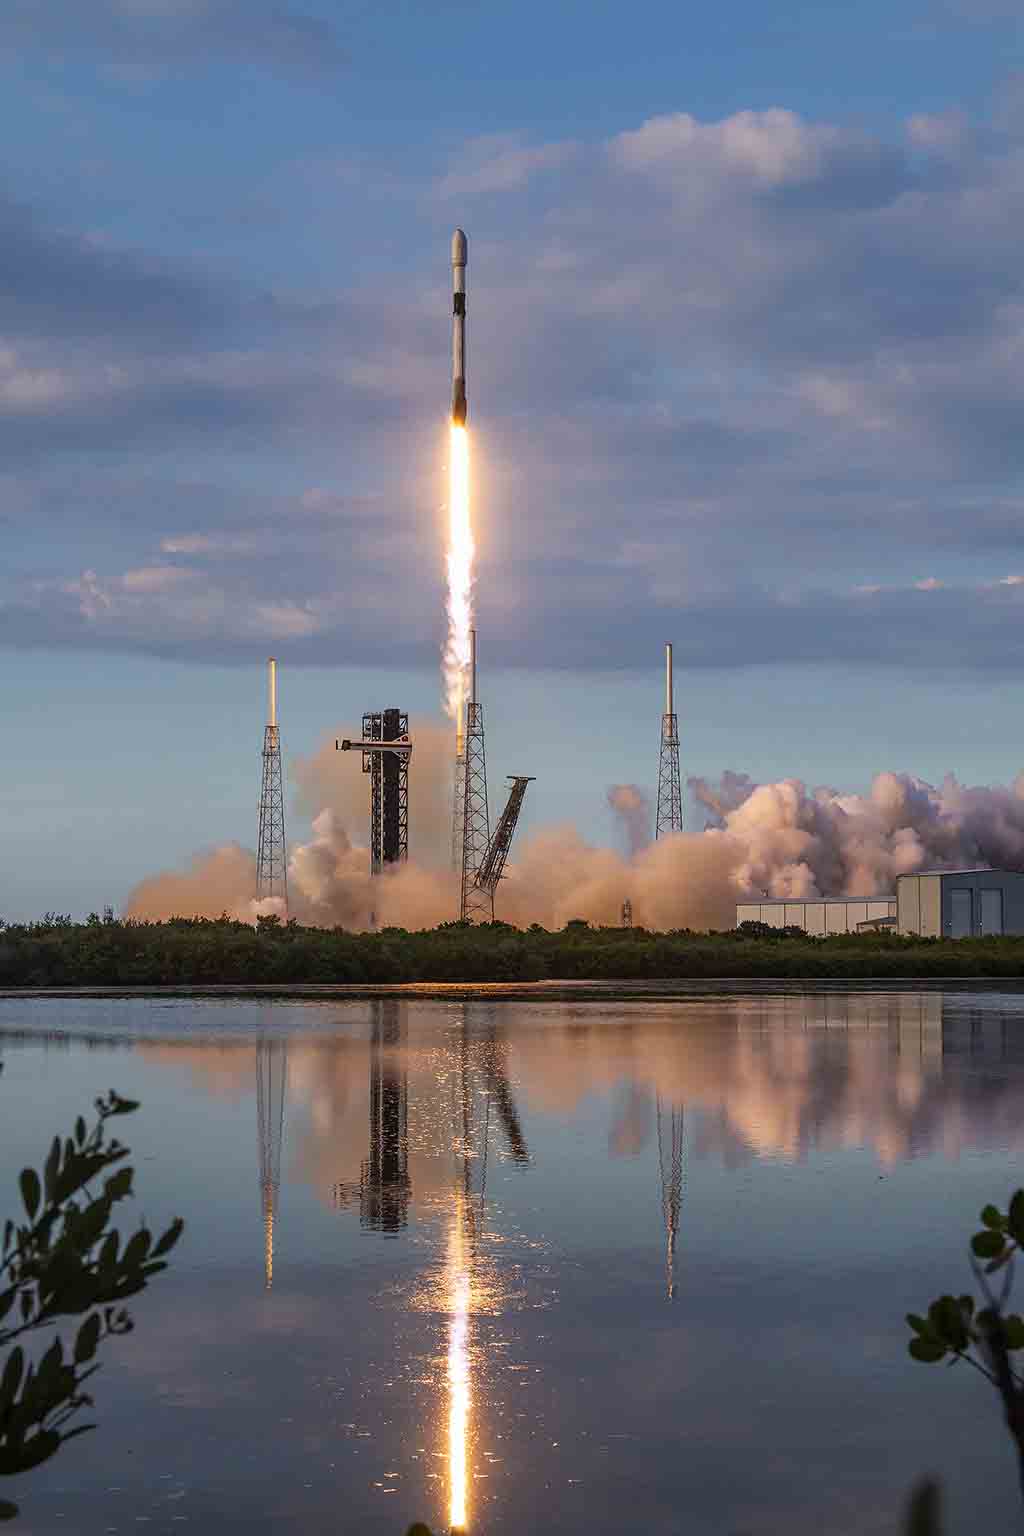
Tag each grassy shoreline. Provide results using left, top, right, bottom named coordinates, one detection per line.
left=0, top=914, right=1023, bottom=987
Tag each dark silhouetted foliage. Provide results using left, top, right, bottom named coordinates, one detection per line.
left=0, top=1093, right=183, bottom=1521
left=908, top=1191, right=1024, bottom=1504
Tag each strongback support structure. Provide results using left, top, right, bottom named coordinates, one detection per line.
left=655, top=642, right=683, bottom=839
left=475, top=776, right=534, bottom=919
left=256, top=657, right=288, bottom=911
left=459, top=631, right=492, bottom=923
left=332, top=1001, right=411, bottom=1233
left=363, top=709, right=410, bottom=873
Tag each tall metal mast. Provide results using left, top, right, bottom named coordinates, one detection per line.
left=256, top=657, right=288, bottom=911
left=459, top=630, right=492, bottom=922
left=655, top=642, right=683, bottom=838
left=256, top=1038, right=287, bottom=1291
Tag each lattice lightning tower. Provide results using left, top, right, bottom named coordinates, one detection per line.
left=459, top=630, right=492, bottom=923
left=256, top=657, right=288, bottom=911
left=655, top=642, right=683, bottom=838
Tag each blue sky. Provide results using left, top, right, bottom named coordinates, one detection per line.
left=0, top=0, right=1022, bottom=917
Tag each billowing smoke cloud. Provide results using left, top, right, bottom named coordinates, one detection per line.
left=124, top=720, right=1024, bottom=930
left=607, top=783, right=651, bottom=855
left=692, top=770, right=1024, bottom=900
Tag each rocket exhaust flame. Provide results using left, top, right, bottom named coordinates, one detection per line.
left=444, top=423, right=474, bottom=736
left=444, top=230, right=473, bottom=744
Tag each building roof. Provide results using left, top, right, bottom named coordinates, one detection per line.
left=897, top=867, right=1015, bottom=878
left=737, top=895, right=895, bottom=906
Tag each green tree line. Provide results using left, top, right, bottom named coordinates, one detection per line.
left=0, top=912, right=1021, bottom=985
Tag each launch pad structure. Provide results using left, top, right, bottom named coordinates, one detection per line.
left=256, top=657, right=288, bottom=913
left=656, top=642, right=683, bottom=838
left=452, top=631, right=536, bottom=923
left=337, top=711, right=412, bottom=875
left=459, top=631, right=492, bottom=923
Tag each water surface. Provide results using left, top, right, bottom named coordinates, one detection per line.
left=2, top=986, right=1022, bottom=1533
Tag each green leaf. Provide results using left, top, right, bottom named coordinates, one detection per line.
left=906, top=1313, right=933, bottom=1337
left=0, top=1286, right=16, bottom=1326
left=0, top=1347, right=24, bottom=1404
left=36, top=1338, right=63, bottom=1397
left=909, top=1337, right=947, bottom=1363
left=971, top=1230, right=1005, bottom=1259
left=19, top=1169, right=40, bottom=1221
left=1009, top=1190, right=1024, bottom=1243
left=43, top=1137, right=60, bottom=1203
left=104, top=1167, right=133, bottom=1202
left=75, top=1116, right=86, bottom=1147
left=0, top=1499, right=19, bottom=1521
left=1003, top=1315, right=1024, bottom=1350
left=122, top=1229, right=152, bottom=1269
left=151, top=1218, right=184, bottom=1258
left=981, top=1204, right=1006, bottom=1231
left=14, top=1429, right=60, bottom=1472
left=104, top=1095, right=139, bottom=1118
left=74, top=1313, right=101, bottom=1364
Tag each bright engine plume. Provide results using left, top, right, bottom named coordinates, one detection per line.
left=444, top=422, right=474, bottom=735
left=444, top=230, right=473, bottom=741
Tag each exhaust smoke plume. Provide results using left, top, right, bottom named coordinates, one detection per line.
left=124, top=745, right=1024, bottom=931
left=607, top=784, right=652, bottom=855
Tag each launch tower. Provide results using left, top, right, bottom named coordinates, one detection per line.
left=655, top=642, right=683, bottom=838
left=256, top=657, right=288, bottom=911
left=459, top=631, right=492, bottom=922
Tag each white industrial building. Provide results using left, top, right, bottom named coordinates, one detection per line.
left=735, top=897, right=896, bottom=935
left=896, top=870, right=1024, bottom=937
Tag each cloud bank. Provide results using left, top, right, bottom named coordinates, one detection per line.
left=4, top=98, right=1024, bottom=671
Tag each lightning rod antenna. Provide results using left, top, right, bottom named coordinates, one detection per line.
left=655, top=642, right=683, bottom=838
left=256, top=657, right=288, bottom=913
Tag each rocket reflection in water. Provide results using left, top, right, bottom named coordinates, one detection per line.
left=444, top=1009, right=530, bottom=1533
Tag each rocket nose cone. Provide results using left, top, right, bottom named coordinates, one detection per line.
left=451, top=228, right=468, bottom=266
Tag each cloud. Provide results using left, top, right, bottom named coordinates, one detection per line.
left=437, top=135, right=580, bottom=197
left=1, top=0, right=347, bottom=82
left=5, top=98, right=1024, bottom=670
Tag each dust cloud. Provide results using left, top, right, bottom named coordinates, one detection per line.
left=123, top=721, right=1024, bottom=930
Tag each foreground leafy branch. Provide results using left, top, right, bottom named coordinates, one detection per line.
left=907, top=1191, right=1024, bottom=1501
left=0, top=1092, right=183, bottom=1521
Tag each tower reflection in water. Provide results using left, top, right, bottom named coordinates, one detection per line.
left=334, top=1000, right=412, bottom=1233
left=256, top=1036, right=288, bottom=1291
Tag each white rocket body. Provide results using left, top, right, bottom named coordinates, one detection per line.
left=451, top=228, right=467, bottom=425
